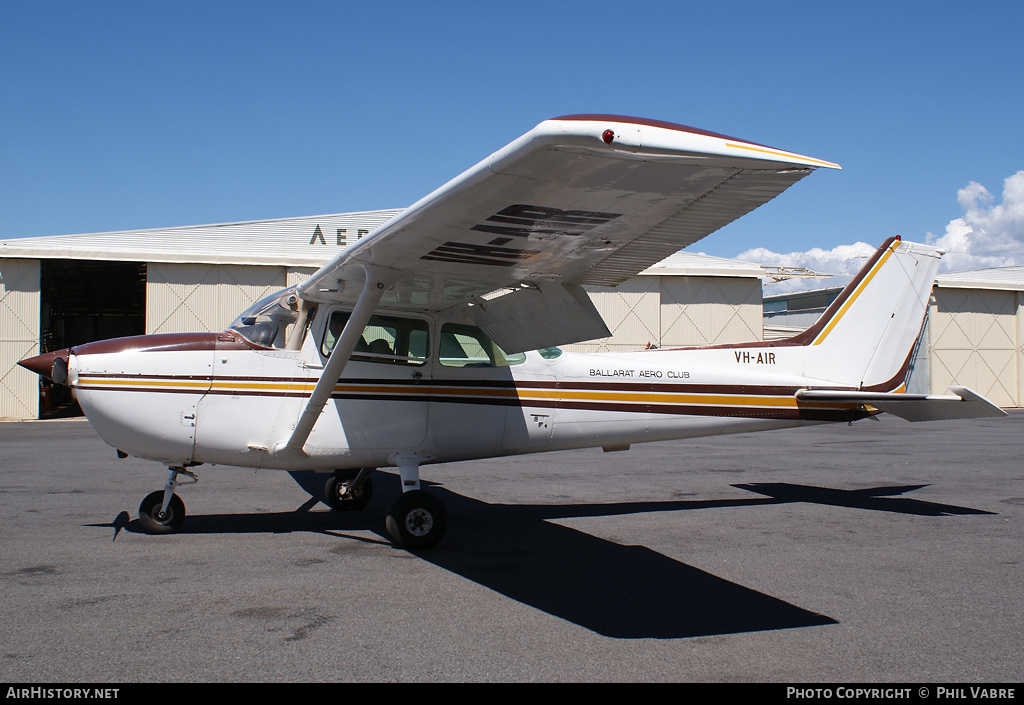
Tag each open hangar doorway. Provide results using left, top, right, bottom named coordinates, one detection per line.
left=39, top=259, right=146, bottom=418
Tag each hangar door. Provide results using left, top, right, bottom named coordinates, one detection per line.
left=928, top=287, right=1020, bottom=408
left=660, top=276, right=762, bottom=347
left=146, top=263, right=289, bottom=334
left=572, top=275, right=762, bottom=353
left=0, top=259, right=40, bottom=419
left=576, top=278, right=660, bottom=353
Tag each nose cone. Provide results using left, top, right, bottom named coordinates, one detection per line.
left=19, top=349, right=70, bottom=383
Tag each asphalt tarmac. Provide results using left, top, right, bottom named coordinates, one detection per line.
left=0, top=413, right=1021, bottom=683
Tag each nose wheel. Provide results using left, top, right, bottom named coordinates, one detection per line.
left=138, top=490, right=185, bottom=534
left=137, top=466, right=197, bottom=535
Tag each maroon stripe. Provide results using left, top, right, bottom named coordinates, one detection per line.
left=75, top=381, right=866, bottom=421
left=77, top=372, right=863, bottom=398
left=71, top=331, right=266, bottom=356
left=552, top=114, right=773, bottom=149
left=77, top=370, right=823, bottom=399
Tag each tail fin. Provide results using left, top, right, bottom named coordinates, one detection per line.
left=794, top=236, right=942, bottom=390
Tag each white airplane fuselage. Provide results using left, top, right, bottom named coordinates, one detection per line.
left=18, top=227, right=1001, bottom=547
left=25, top=236, right=946, bottom=480
left=60, top=312, right=863, bottom=474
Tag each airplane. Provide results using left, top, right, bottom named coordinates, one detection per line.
left=19, top=114, right=1006, bottom=549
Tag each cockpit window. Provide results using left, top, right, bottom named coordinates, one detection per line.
left=228, top=286, right=302, bottom=348
left=321, top=311, right=429, bottom=366
left=439, top=323, right=526, bottom=367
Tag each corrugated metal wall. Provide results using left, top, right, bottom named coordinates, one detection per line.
left=928, top=287, right=1020, bottom=407
left=661, top=276, right=762, bottom=347
left=566, top=276, right=762, bottom=353
left=571, top=278, right=660, bottom=353
left=287, top=267, right=316, bottom=288
left=146, top=263, right=317, bottom=335
left=147, top=264, right=289, bottom=334
left=0, top=259, right=40, bottom=419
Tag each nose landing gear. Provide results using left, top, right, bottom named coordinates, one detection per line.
left=137, top=467, right=197, bottom=535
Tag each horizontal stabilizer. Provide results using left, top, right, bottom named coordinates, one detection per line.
left=795, top=386, right=1007, bottom=422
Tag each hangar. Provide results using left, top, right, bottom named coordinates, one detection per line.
left=0, top=211, right=765, bottom=420
left=928, top=267, right=1024, bottom=408
left=4, top=213, right=1023, bottom=419
left=0, top=210, right=400, bottom=419
left=565, top=252, right=764, bottom=353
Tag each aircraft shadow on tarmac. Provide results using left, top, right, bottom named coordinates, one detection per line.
left=732, top=482, right=995, bottom=517
left=95, top=476, right=992, bottom=639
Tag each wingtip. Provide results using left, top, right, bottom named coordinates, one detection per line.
left=549, top=115, right=841, bottom=170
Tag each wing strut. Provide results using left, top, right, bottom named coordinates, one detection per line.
left=273, top=264, right=401, bottom=460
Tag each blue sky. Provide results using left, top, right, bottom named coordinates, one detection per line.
left=3, top=1, right=1022, bottom=276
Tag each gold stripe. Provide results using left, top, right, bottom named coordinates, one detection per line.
left=79, top=378, right=210, bottom=390
left=724, top=142, right=840, bottom=169
left=78, top=378, right=860, bottom=411
left=811, top=242, right=897, bottom=346
left=428, top=386, right=802, bottom=409
left=213, top=380, right=312, bottom=392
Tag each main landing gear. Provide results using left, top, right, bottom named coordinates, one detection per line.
left=325, top=454, right=447, bottom=549
left=384, top=452, right=447, bottom=549
left=138, top=466, right=197, bottom=535
left=385, top=489, right=447, bottom=550
left=324, top=468, right=374, bottom=511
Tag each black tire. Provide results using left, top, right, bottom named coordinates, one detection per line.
left=385, top=490, right=447, bottom=549
left=324, top=469, right=374, bottom=511
left=138, top=490, right=185, bottom=535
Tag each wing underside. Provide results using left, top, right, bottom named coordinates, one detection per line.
left=299, top=115, right=840, bottom=351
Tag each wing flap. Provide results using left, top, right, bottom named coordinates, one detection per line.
left=467, top=282, right=610, bottom=353
left=795, top=387, right=1007, bottom=422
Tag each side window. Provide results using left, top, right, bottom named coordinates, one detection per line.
left=321, top=311, right=429, bottom=366
left=439, top=323, right=526, bottom=368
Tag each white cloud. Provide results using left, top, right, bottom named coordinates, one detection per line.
left=926, top=170, right=1024, bottom=271
left=737, top=242, right=877, bottom=294
left=738, top=170, right=1024, bottom=293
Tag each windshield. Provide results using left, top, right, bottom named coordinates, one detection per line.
left=228, top=286, right=302, bottom=347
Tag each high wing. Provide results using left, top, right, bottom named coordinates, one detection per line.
left=298, top=115, right=840, bottom=352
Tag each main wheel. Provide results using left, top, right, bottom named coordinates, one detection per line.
left=385, top=490, right=447, bottom=549
left=138, top=490, right=186, bottom=535
left=324, top=469, right=374, bottom=511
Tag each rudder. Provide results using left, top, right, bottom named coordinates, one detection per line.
left=794, top=237, right=942, bottom=390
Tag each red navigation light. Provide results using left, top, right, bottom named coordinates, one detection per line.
left=602, top=129, right=614, bottom=144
